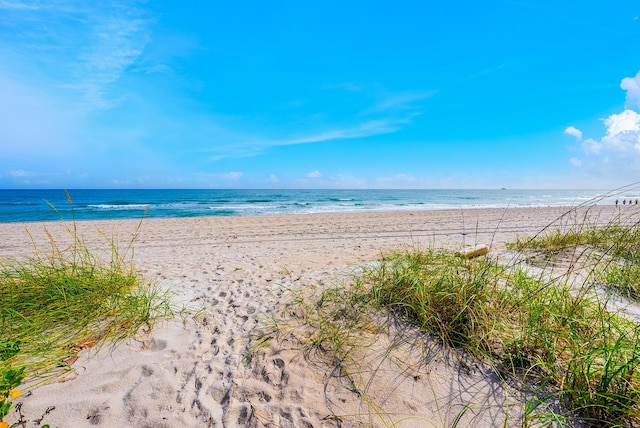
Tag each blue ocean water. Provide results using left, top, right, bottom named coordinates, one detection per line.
left=0, top=188, right=626, bottom=223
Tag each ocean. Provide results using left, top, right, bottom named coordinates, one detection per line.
left=0, top=188, right=629, bottom=223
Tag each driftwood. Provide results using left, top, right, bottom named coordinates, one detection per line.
left=456, top=244, right=489, bottom=259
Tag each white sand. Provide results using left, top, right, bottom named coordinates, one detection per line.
left=0, top=206, right=622, bottom=427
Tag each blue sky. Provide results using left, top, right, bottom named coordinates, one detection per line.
left=1, top=1, right=639, bottom=189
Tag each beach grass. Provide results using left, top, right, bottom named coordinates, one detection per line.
left=369, top=249, right=639, bottom=426
left=272, top=202, right=640, bottom=427
left=0, top=194, right=175, bottom=394
left=509, top=213, right=640, bottom=301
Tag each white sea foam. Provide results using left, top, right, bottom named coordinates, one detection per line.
left=0, top=188, right=630, bottom=222
left=88, top=204, right=150, bottom=210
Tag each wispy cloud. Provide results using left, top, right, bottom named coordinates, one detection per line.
left=204, top=87, right=429, bottom=160
left=7, top=169, right=36, bottom=178
left=0, top=0, right=41, bottom=10
left=365, top=90, right=436, bottom=114
left=0, top=0, right=159, bottom=187
left=204, top=114, right=419, bottom=162
left=283, top=117, right=413, bottom=145
left=73, top=8, right=152, bottom=109
left=0, top=0, right=153, bottom=110
left=286, top=86, right=432, bottom=146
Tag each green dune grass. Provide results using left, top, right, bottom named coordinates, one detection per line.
left=0, top=194, right=175, bottom=424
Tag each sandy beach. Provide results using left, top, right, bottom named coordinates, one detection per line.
left=0, top=205, right=623, bottom=427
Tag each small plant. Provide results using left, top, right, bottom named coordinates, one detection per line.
left=0, top=367, right=24, bottom=423
left=0, top=340, right=24, bottom=425
left=0, top=342, right=20, bottom=363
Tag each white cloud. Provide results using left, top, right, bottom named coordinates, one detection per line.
left=307, top=170, right=322, bottom=178
left=284, top=118, right=411, bottom=146
left=577, top=109, right=640, bottom=170
left=564, top=125, right=583, bottom=141
left=225, top=171, right=243, bottom=180
left=7, top=169, right=35, bottom=178
left=603, top=109, right=640, bottom=138
left=581, top=138, right=602, bottom=155
left=366, top=90, right=436, bottom=114
left=589, top=109, right=640, bottom=162
left=621, top=71, right=640, bottom=110
left=572, top=72, right=640, bottom=178
left=569, top=157, right=582, bottom=167
left=268, top=174, right=279, bottom=183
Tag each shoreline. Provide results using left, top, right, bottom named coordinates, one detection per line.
left=1, top=205, right=628, bottom=427
left=0, top=187, right=622, bottom=223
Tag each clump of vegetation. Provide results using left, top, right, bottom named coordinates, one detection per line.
left=368, top=250, right=505, bottom=351
left=0, top=193, right=174, bottom=425
left=371, top=249, right=637, bottom=413
left=509, top=206, right=640, bottom=300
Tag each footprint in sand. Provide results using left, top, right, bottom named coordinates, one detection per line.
left=261, top=357, right=287, bottom=387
